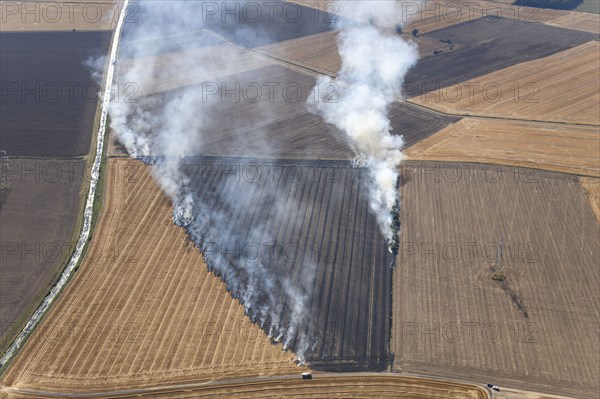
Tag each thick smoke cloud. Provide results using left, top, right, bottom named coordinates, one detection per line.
left=105, top=0, right=417, bottom=363
left=107, top=1, right=326, bottom=362
left=310, top=1, right=419, bottom=241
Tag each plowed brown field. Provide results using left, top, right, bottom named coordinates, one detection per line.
left=0, top=158, right=299, bottom=392
left=409, top=41, right=600, bottom=124
left=404, top=118, right=600, bottom=176
left=393, top=162, right=600, bottom=398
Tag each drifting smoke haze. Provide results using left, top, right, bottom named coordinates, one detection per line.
left=103, top=0, right=416, bottom=363
left=310, top=1, right=419, bottom=241
left=107, top=1, right=328, bottom=362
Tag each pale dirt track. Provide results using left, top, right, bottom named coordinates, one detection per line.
left=404, top=118, right=600, bottom=176
left=0, top=158, right=300, bottom=392
left=0, top=1, right=118, bottom=32
left=580, top=177, right=600, bottom=224
left=409, top=41, right=600, bottom=125
left=1, top=373, right=488, bottom=398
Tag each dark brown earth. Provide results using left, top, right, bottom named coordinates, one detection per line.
left=393, top=161, right=600, bottom=398
left=0, top=159, right=85, bottom=354
left=0, top=31, right=111, bottom=157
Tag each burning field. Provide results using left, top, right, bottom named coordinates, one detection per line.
left=1, top=0, right=599, bottom=397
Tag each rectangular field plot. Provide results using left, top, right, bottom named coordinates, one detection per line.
left=405, top=118, right=600, bottom=176
left=0, top=159, right=84, bottom=354
left=182, top=158, right=395, bottom=371
left=0, top=31, right=111, bottom=157
left=393, top=162, right=600, bottom=398
left=404, top=17, right=596, bottom=97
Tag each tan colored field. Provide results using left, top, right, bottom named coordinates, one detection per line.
left=410, top=41, right=600, bottom=125
left=1, top=374, right=488, bottom=398
left=0, top=158, right=299, bottom=392
left=117, top=44, right=274, bottom=96
left=257, top=30, right=341, bottom=75
left=546, top=11, right=600, bottom=34
left=0, top=0, right=118, bottom=32
left=405, top=118, right=600, bottom=176
left=580, top=177, right=600, bottom=224
left=257, top=30, right=456, bottom=75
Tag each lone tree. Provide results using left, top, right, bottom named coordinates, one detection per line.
left=412, top=29, right=419, bottom=37
left=395, top=24, right=403, bottom=34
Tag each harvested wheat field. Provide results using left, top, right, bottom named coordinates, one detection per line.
left=404, top=17, right=596, bottom=98
left=0, top=158, right=300, bottom=392
left=546, top=10, right=600, bottom=33
left=580, top=177, right=600, bottom=224
left=0, top=0, right=118, bottom=32
left=405, top=118, right=600, bottom=176
left=393, top=162, right=600, bottom=398
left=410, top=41, right=600, bottom=124
left=257, top=30, right=456, bottom=76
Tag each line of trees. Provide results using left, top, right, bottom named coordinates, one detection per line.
left=513, top=0, right=584, bottom=10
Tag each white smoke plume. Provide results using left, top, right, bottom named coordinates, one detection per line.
left=105, top=1, right=322, bottom=363
left=310, top=1, right=419, bottom=241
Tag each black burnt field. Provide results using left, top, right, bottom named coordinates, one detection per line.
left=404, top=17, right=596, bottom=97
left=0, top=31, right=111, bottom=157
left=180, top=157, right=394, bottom=371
